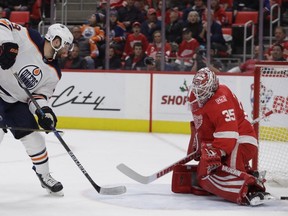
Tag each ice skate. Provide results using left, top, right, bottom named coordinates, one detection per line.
left=33, top=166, right=64, bottom=196
left=246, top=191, right=275, bottom=206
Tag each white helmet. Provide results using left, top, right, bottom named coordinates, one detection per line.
left=190, top=67, right=219, bottom=107
left=45, top=23, right=74, bottom=58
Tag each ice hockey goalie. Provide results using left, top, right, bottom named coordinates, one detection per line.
left=172, top=67, right=274, bottom=206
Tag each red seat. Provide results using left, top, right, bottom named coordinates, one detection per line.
left=9, top=11, right=30, bottom=26
left=225, top=11, right=233, bottom=27
left=234, top=11, right=259, bottom=25
left=222, top=27, right=232, bottom=35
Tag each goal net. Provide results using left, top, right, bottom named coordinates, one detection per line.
left=253, top=62, right=288, bottom=186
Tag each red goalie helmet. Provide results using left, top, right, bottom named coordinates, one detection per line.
left=190, top=67, right=219, bottom=107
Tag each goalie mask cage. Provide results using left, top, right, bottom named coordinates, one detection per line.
left=253, top=61, right=288, bottom=186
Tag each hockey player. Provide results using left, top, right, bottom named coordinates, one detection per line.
left=174, top=67, right=273, bottom=206
left=0, top=19, right=73, bottom=195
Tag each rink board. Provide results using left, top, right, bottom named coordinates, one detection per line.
left=51, top=70, right=287, bottom=139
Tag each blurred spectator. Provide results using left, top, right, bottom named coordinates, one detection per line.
left=173, top=27, right=200, bottom=71
left=191, top=46, right=224, bottom=71
left=103, top=46, right=122, bottom=70
left=219, top=0, right=232, bottom=11
left=232, top=0, right=259, bottom=19
left=263, top=0, right=278, bottom=36
left=156, top=0, right=183, bottom=24
left=271, top=44, right=287, bottom=61
left=182, top=0, right=207, bottom=22
left=169, top=0, right=192, bottom=11
left=211, top=0, right=227, bottom=25
left=41, top=0, right=51, bottom=18
left=81, top=13, right=105, bottom=44
left=0, top=1, right=8, bottom=18
left=134, top=0, right=149, bottom=19
left=183, top=10, right=205, bottom=45
left=155, top=0, right=167, bottom=22
left=96, top=0, right=107, bottom=18
left=145, top=52, right=175, bottom=71
left=72, top=25, right=97, bottom=69
left=264, top=26, right=288, bottom=60
left=29, top=0, right=42, bottom=28
left=145, top=30, right=172, bottom=61
left=140, top=8, right=161, bottom=42
left=123, top=21, right=149, bottom=60
left=117, top=0, right=144, bottom=32
left=228, top=45, right=260, bottom=73
left=4, top=0, right=35, bottom=19
left=110, top=0, right=126, bottom=9
left=59, top=43, right=88, bottom=69
left=124, top=42, right=148, bottom=70
left=107, top=9, right=127, bottom=54
left=200, top=9, right=228, bottom=56
left=165, top=8, right=184, bottom=44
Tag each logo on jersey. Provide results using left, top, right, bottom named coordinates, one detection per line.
left=193, top=114, right=203, bottom=130
left=83, top=27, right=95, bottom=39
left=215, top=95, right=227, bottom=104
left=18, top=65, right=42, bottom=90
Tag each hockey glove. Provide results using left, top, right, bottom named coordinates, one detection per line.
left=198, top=147, right=223, bottom=176
left=0, top=42, right=19, bottom=70
left=36, top=106, right=57, bottom=131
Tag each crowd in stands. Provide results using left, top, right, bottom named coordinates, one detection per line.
left=1, top=0, right=288, bottom=72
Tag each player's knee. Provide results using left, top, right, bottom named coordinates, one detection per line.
left=20, top=132, right=45, bottom=155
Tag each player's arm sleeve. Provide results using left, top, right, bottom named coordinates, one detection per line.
left=0, top=19, right=14, bottom=43
left=28, top=79, right=58, bottom=114
left=91, top=28, right=104, bottom=42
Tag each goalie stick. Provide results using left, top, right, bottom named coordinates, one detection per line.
left=117, top=152, right=196, bottom=184
left=117, top=110, right=275, bottom=184
left=13, top=72, right=126, bottom=195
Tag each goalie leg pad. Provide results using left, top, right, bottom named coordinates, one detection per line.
left=172, top=164, right=210, bottom=195
left=198, top=165, right=267, bottom=205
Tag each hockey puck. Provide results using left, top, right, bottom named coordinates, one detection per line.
left=280, top=196, right=288, bottom=200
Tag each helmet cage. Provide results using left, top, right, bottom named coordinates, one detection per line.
left=191, top=67, right=219, bottom=107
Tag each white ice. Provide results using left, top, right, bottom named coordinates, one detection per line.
left=0, top=129, right=287, bottom=216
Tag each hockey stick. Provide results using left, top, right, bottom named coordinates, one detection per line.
left=117, top=152, right=196, bottom=184
left=117, top=110, right=275, bottom=184
left=13, top=73, right=126, bottom=195
left=251, top=110, right=274, bottom=124
left=0, top=125, right=64, bottom=134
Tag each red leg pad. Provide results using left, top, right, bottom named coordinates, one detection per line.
left=172, top=164, right=210, bottom=195
left=198, top=166, right=265, bottom=205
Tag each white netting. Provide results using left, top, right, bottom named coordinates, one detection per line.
left=256, top=64, right=288, bottom=187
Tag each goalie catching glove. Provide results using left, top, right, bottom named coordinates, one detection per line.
left=198, top=146, right=225, bottom=176
left=0, top=42, right=19, bottom=70
left=36, top=106, right=57, bottom=130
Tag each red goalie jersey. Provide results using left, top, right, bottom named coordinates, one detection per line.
left=189, top=84, right=258, bottom=170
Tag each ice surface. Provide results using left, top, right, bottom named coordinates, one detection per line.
left=0, top=130, right=287, bottom=216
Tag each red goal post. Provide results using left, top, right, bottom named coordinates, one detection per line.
left=253, top=61, right=288, bottom=186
